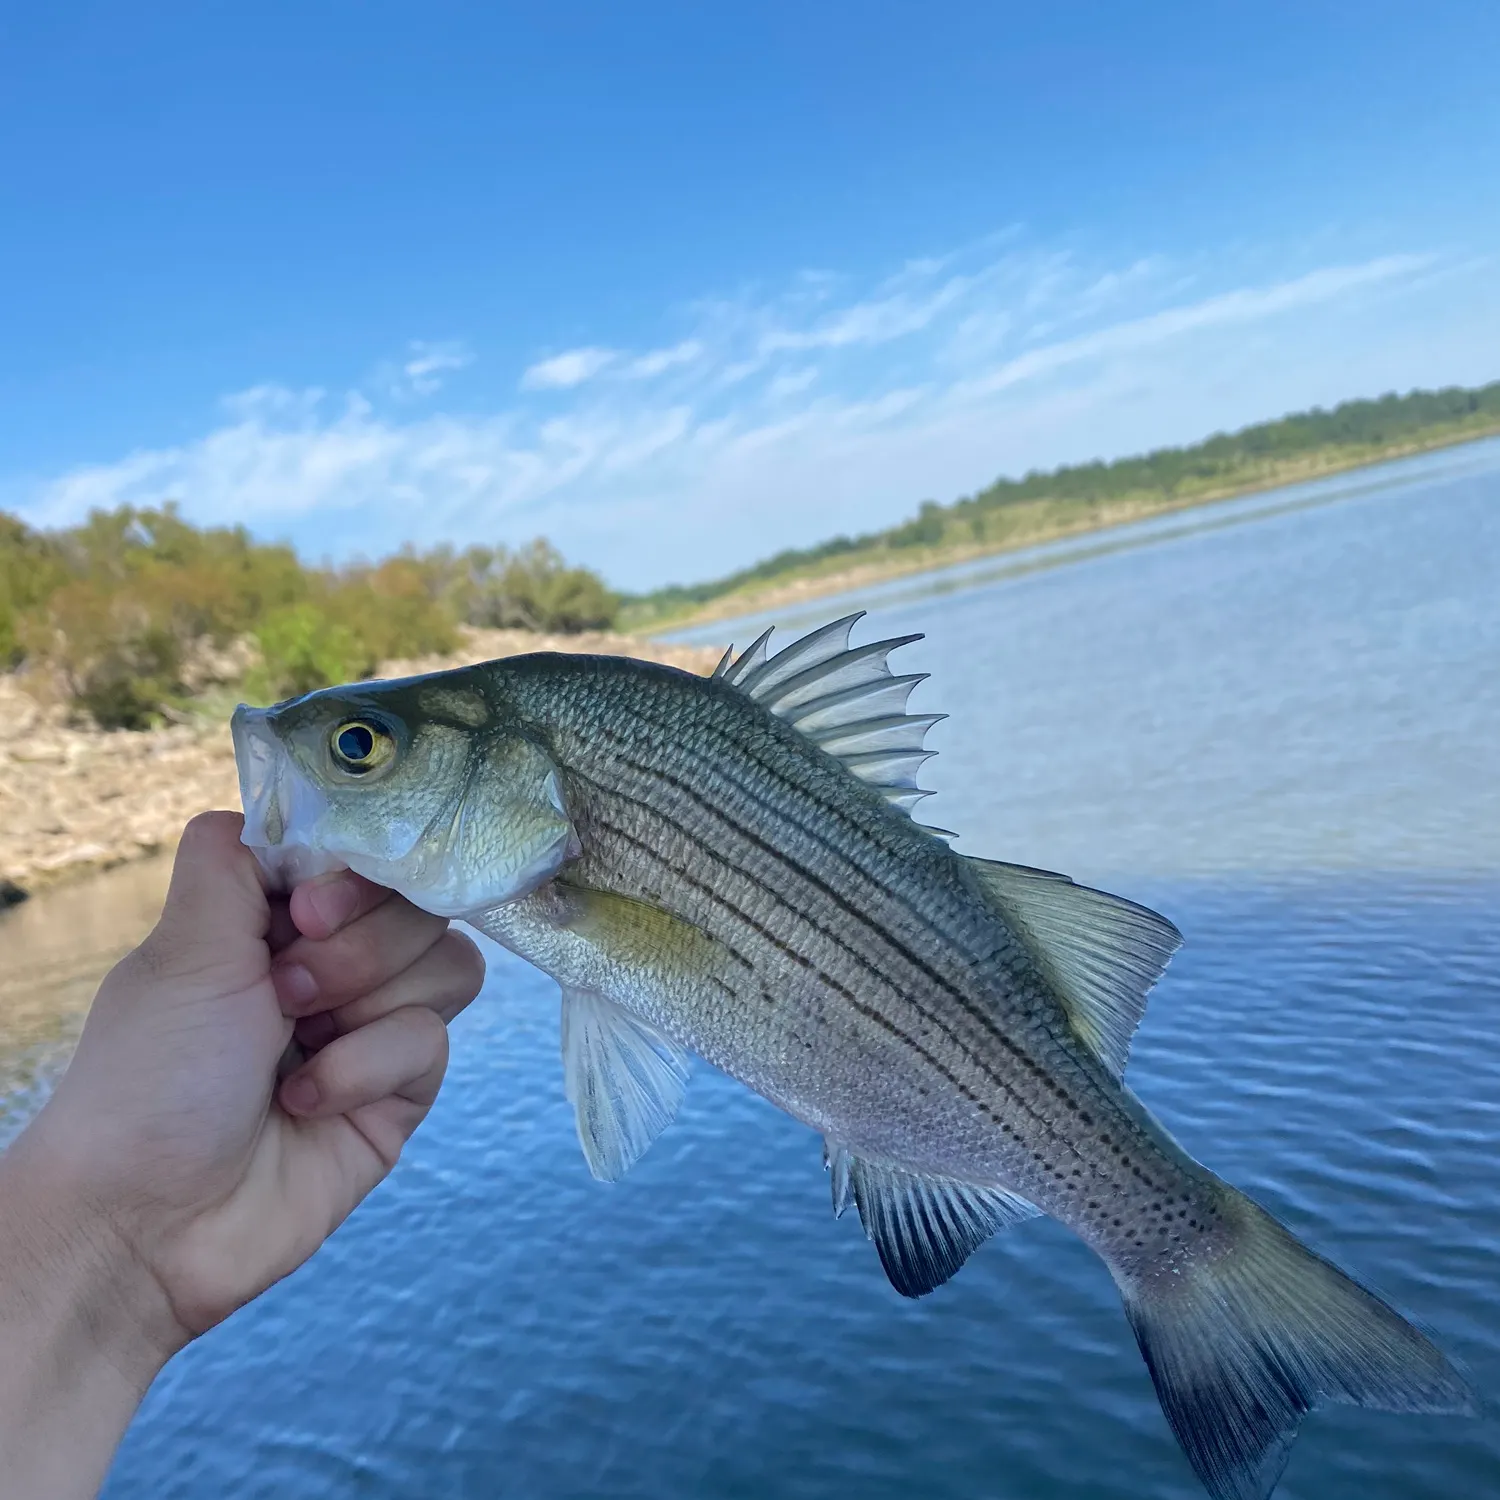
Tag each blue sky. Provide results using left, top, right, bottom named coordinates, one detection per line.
left=3, top=2, right=1499, bottom=590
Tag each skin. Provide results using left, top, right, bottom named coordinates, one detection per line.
left=0, top=812, right=484, bottom=1499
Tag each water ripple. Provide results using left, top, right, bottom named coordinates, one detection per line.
left=4, top=449, right=1497, bottom=1499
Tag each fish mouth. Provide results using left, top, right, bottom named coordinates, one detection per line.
left=231, top=704, right=286, bottom=848
left=231, top=703, right=345, bottom=891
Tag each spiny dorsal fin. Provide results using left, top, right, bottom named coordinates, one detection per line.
left=560, top=983, right=690, bottom=1181
left=716, top=614, right=945, bottom=820
left=713, top=625, right=773, bottom=683
left=965, top=858, right=1181, bottom=1079
left=824, top=1144, right=1038, bottom=1298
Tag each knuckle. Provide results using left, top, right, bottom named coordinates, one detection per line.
left=314, top=1033, right=376, bottom=1099
left=406, top=1000, right=450, bottom=1046
left=403, top=1005, right=451, bottom=1069
left=179, top=809, right=241, bottom=854
left=116, top=935, right=166, bottom=988
left=297, top=929, right=383, bottom=999
left=332, top=938, right=386, bottom=995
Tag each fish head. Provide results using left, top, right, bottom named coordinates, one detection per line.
left=231, top=670, right=579, bottom=917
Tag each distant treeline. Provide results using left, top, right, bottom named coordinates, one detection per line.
left=622, top=380, right=1500, bottom=627
left=8, top=379, right=1499, bottom=727
left=0, top=507, right=616, bottom=727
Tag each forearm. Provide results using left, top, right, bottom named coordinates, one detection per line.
left=0, top=1143, right=169, bottom=1499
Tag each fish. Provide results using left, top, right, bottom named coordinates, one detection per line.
left=230, top=613, right=1473, bottom=1500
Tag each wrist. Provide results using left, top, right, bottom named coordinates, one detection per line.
left=0, top=1136, right=176, bottom=1497
left=0, top=1131, right=181, bottom=1396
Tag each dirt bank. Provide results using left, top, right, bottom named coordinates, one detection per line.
left=0, top=628, right=721, bottom=895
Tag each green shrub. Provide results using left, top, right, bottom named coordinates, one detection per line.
left=29, top=578, right=185, bottom=730
left=245, top=602, right=372, bottom=704
left=335, top=557, right=459, bottom=664
left=886, top=500, right=947, bottom=549
left=2, top=498, right=612, bottom=724
left=450, top=539, right=617, bottom=633
left=0, top=515, right=68, bottom=668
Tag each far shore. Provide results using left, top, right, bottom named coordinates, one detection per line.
left=0, top=628, right=722, bottom=901
left=638, top=423, right=1500, bottom=634
left=8, top=421, right=1497, bottom=906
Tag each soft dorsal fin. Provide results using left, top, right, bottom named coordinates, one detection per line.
left=560, top=983, right=691, bottom=1182
left=715, top=613, right=945, bottom=819
left=825, top=1144, right=1038, bottom=1298
left=965, top=858, right=1181, bottom=1079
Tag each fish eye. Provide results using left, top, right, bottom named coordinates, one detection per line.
left=329, top=719, right=395, bottom=775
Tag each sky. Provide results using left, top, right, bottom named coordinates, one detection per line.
left=3, top=2, right=1499, bottom=591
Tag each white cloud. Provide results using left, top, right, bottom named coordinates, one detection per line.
left=14, top=237, right=1499, bottom=589
left=624, top=340, right=703, bottom=378
left=400, top=340, right=472, bottom=397
left=959, top=255, right=1437, bottom=400
left=759, top=273, right=972, bottom=355
left=519, top=338, right=702, bottom=391
left=520, top=346, right=618, bottom=390
left=766, top=367, right=818, bottom=400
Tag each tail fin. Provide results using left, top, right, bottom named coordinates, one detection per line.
left=1115, top=1188, right=1473, bottom=1500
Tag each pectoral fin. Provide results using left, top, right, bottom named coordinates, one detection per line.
left=825, top=1143, right=1039, bottom=1297
left=561, top=984, right=691, bottom=1182
left=477, top=882, right=727, bottom=1181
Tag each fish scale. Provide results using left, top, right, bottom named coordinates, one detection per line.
left=233, top=613, right=1473, bottom=1500
left=519, top=660, right=1180, bottom=1214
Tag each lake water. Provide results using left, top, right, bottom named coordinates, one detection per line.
left=3, top=441, right=1498, bottom=1498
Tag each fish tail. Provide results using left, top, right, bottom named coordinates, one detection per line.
left=1111, top=1182, right=1472, bottom=1500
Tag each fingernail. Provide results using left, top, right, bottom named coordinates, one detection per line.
left=272, top=962, right=319, bottom=1013
left=306, top=874, right=358, bottom=934
left=282, top=1075, right=320, bottom=1115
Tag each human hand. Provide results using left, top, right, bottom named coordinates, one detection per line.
left=3, top=810, right=485, bottom=1391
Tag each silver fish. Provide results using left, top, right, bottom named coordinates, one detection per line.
left=231, top=614, right=1472, bottom=1500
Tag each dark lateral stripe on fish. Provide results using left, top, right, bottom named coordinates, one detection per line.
left=567, top=838, right=768, bottom=986
left=585, top=772, right=1175, bottom=1203
left=580, top=753, right=1109, bottom=1153
left=555, top=665, right=1165, bottom=1191
left=578, top=766, right=981, bottom=1045
left=579, top=723, right=1001, bottom=1003
left=578, top=751, right=1179, bottom=1196
left=584, top=800, right=1040, bottom=1137
left=573, top=737, right=1101, bottom=1129
left=576, top=772, right=1083, bottom=1149
left=582, top=691, right=991, bottom=955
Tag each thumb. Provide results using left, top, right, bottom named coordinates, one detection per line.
left=135, top=812, right=271, bottom=988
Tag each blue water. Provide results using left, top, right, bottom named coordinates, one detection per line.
left=7, top=442, right=1500, bottom=1497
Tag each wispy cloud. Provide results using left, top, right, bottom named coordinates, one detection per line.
left=15, top=236, right=1496, bottom=588
left=399, top=340, right=472, bottom=397
left=959, top=255, right=1436, bottom=400
left=624, top=340, right=703, bottom=378
left=520, top=346, right=618, bottom=390
left=759, top=271, right=973, bottom=355
left=521, top=338, right=705, bottom=390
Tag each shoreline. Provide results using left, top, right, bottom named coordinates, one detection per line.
left=0, top=628, right=722, bottom=901
left=639, top=422, right=1500, bottom=633
left=9, top=423, right=1496, bottom=904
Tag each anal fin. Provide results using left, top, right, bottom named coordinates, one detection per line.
left=825, top=1144, right=1038, bottom=1297
left=562, top=985, right=690, bottom=1182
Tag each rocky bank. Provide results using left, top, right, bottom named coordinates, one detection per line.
left=0, top=628, right=721, bottom=896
